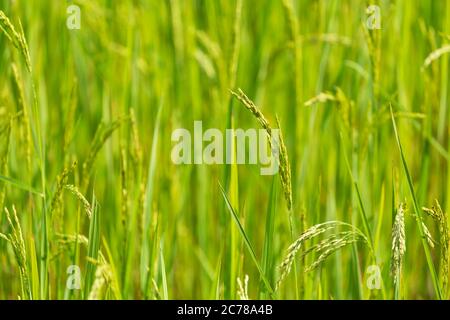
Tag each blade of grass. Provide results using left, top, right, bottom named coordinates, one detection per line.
left=260, top=176, right=277, bottom=298
left=0, top=175, right=43, bottom=197
left=141, top=99, right=164, bottom=294
left=390, top=104, right=442, bottom=299
left=29, top=237, right=40, bottom=300
left=219, top=183, right=274, bottom=295
left=84, top=196, right=101, bottom=297
left=160, top=241, right=168, bottom=300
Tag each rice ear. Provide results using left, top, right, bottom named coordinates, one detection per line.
left=64, top=184, right=92, bottom=218
left=0, top=11, right=32, bottom=72
left=276, top=221, right=368, bottom=291
left=391, top=203, right=406, bottom=286
left=231, top=89, right=292, bottom=210
left=423, top=200, right=449, bottom=298
left=422, top=45, right=450, bottom=70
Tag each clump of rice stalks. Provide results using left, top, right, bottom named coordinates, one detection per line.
left=0, top=206, right=31, bottom=299
left=423, top=200, right=449, bottom=298
left=391, top=203, right=406, bottom=291
left=64, top=184, right=92, bottom=218
left=231, top=89, right=292, bottom=210
left=276, top=221, right=368, bottom=290
left=0, top=10, right=32, bottom=72
left=237, top=275, right=249, bottom=300
left=422, top=45, right=450, bottom=70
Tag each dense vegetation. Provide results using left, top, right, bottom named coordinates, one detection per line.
left=0, top=0, right=450, bottom=300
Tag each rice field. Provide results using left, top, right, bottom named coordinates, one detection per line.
left=0, top=0, right=449, bottom=300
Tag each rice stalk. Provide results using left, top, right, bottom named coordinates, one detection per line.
left=304, top=232, right=364, bottom=272
left=423, top=200, right=449, bottom=298
left=231, top=89, right=271, bottom=131
left=229, top=0, right=242, bottom=90
left=390, top=104, right=442, bottom=298
left=120, top=147, right=128, bottom=231
left=304, top=88, right=351, bottom=133
left=64, top=80, right=78, bottom=157
left=152, top=278, right=162, bottom=300
left=119, top=147, right=128, bottom=271
left=55, top=233, right=89, bottom=247
left=297, top=33, right=352, bottom=46
left=10, top=63, right=31, bottom=171
left=50, top=161, right=78, bottom=224
left=231, top=89, right=292, bottom=210
left=421, top=221, right=435, bottom=249
left=304, top=91, right=337, bottom=107
left=362, top=21, right=381, bottom=102
left=276, top=221, right=368, bottom=290
left=54, top=232, right=107, bottom=264
left=196, top=30, right=225, bottom=87
left=422, top=45, right=450, bottom=70
left=88, top=263, right=113, bottom=300
left=129, top=108, right=142, bottom=166
left=64, top=184, right=92, bottom=219
left=237, top=274, right=249, bottom=300
left=0, top=206, right=31, bottom=299
left=0, top=117, right=11, bottom=213
left=0, top=10, right=31, bottom=72
left=275, top=116, right=292, bottom=210
left=391, top=203, right=406, bottom=296
left=282, top=0, right=303, bottom=112
left=196, top=31, right=222, bottom=63
left=82, top=117, right=126, bottom=191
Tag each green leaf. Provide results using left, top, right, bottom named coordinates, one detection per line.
left=219, top=183, right=274, bottom=295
